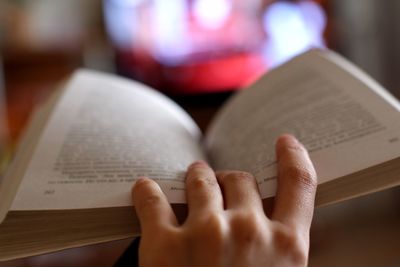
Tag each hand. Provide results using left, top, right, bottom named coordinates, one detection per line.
left=132, top=134, right=317, bottom=267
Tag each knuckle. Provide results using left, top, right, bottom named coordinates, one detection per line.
left=141, top=193, right=163, bottom=208
left=285, top=165, right=317, bottom=191
left=207, top=214, right=226, bottom=243
left=188, top=214, right=226, bottom=246
left=230, top=212, right=262, bottom=244
left=162, top=230, right=182, bottom=248
left=189, top=175, right=217, bottom=190
left=204, top=214, right=225, bottom=236
left=274, top=227, right=308, bottom=266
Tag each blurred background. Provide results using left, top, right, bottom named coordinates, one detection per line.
left=1, top=0, right=400, bottom=266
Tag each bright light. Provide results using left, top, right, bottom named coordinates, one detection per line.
left=104, top=0, right=140, bottom=49
left=151, top=0, right=190, bottom=64
left=193, top=0, right=232, bottom=29
left=111, top=0, right=144, bottom=7
left=263, top=0, right=326, bottom=67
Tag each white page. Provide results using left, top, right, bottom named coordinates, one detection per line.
left=11, top=70, right=204, bottom=210
left=206, top=50, right=400, bottom=199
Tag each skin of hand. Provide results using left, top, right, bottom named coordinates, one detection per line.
left=132, top=134, right=317, bottom=267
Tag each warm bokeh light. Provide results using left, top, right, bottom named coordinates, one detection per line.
left=263, top=0, right=326, bottom=67
left=104, top=0, right=327, bottom=93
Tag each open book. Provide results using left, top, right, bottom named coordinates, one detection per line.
left=1, top=49, right=400, bottom=261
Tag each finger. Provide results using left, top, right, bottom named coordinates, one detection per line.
left=132, top=177, right=178, bottom=233
left=216, top=171, right=263, bottom=211
left=185, top=161, right=223, bottom=217
left=272, top=135, right=317, bottom=234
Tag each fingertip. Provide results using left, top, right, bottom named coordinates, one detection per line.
left=135, top=176, right=149, bottom=184
left=276, top=134, right=299, bottom=147
left=185, top=160, right=222, bottom=214
left=186, top=161, right=212, bottom=181
left=133, top=176, right=150, bottom=191
left=132, top=177, right=157, bottom=201
left=188, top=160, right=209, bottom=169
left=273, top=135, right=317, bottom=230
left=131, top=177, right=178, bottom=229
left=276, top=134, right=307, bottom=158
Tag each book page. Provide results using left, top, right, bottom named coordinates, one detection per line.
left=205, top=50, right=400, bottom=199
left=0, top=84, right=66, bottom=222
left=11, top=70, right=204, bottom=210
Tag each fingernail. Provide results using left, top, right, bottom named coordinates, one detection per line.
left=189, top=160, right=208, bottom=168
left=278, top=135, right=308, bottom=152
left=135, top=176, right=148, bottom=184
left=277, top=134, right=298, bottom=144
